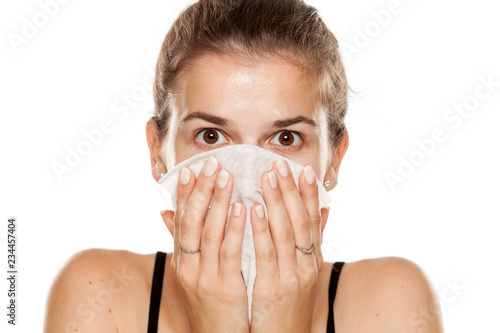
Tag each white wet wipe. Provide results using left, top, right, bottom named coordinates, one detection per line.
left=156, top=144, right=332, bottom=321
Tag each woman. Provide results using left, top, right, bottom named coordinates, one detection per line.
left=44, top=0, right=443, bottom=332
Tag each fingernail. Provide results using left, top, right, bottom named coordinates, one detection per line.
left=180, top=167, right=190, bottom=185
left=160, top=209, right=167, bottom=215
left=276, top=158, right=289, bottom=177
left=217, top=169, right=229, bottom=188
left=256, top=204, right=264, bottom=219
left=267, top=170, right=277, bottom=188
left=204, top=156, right=218, bottom=177
left=304, top=165, right=315, bottom=185
left=233, top=202, right=242, bottom=217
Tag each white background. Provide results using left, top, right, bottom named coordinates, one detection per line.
left=1, top=0, right=499, bottom=331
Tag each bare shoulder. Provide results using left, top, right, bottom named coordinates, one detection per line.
left=43, top=248, right=156, bottom=333
left=334, top=256, right=444, bottom=333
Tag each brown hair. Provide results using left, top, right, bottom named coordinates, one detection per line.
left=151, top=0, right=349, bottom=154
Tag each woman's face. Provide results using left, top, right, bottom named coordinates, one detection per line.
left=160, top=53, right=340, bottom=186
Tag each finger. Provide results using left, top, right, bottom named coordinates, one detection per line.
left=260, top=169, right=296, bottom=275
left=219, top=201, right=246, bottom=282
left=319, top=206, right=330, bottom=245
left=200, top=169, right=234, bottom=276
left=179, top=156, right=220, bottom=268
left=172, top=166, right=196, bottom=272
left=297, top=165, right=323, bottom=268
left=273, top=159, right=317, bottom=270
left=250, top=203, right=279, bottom=284
left=161, top=210, right=174, bottom=236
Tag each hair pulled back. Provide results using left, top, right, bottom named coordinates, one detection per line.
left=151, top=0, right=349, bottom=151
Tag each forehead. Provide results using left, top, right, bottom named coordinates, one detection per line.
left=174, top=53, right=320, bottom=121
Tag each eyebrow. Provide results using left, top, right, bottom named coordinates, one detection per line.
left=180, top=111, right=318, bottom=128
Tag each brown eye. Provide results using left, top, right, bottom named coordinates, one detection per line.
left=270, top=131, right=301, bottom=147
left=278, top=132, right=294, bottom=146
left=196, top=129, right=227, bottom=145
left=203, top=129, right=218, bottom=144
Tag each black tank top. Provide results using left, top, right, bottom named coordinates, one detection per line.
left=147, top=251, right=344, bottom=332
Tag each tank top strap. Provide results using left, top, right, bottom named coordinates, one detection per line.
left=327, top=261, right=345, bottom=332
left=146, top=255, right=344, bottom=332
left=147, top=251, right=167, bottom=333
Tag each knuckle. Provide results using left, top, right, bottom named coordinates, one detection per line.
left=176, top=269, right=193, bottom=288
left=220, top=245, right=239, bottom=261
left=282, top=273, right=300, bottom=293
left=198, top=177, right=215, bottom=197
left=184, top=183, right=213, bottom=212
left=180, top=203, right=195, bottom=222
left=262, top=247, right=276, bottom=263
left=299, top=211, right=313, bottom=226
left=270, top=279, right=300, bottom=303
left=179, top=213, right=196, bottom=234
left=201, top=226, right=220, bottom=243
left=218, top=284, right=238, bottom=301
left=173, top=211, right=182, bottom=228
left=185, top=195, right=206, bottom=215
left=279, top=227, right=295, bottom=244
left=252, top=300, right=274, bottom=325
left=197, top=277, right=213, bottom=295
left=301, top=266, right=319, bottom=286
left=270, top=288, right=287, bottom=303
left=311, top=211, right=322, bottom=226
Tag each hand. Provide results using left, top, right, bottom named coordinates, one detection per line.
left=249, top=159, right=329, bottom=333
left=161, top=157, right=249, bottom=333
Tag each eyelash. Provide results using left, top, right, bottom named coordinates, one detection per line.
left=194, top=128, right=303, bottom=150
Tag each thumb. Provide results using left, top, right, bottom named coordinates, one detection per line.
left=320, top=206, right=330, bottom=243
left=160, top=209, right=175, bottom=237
